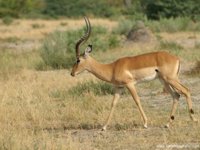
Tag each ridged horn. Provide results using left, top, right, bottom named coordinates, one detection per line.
left=75, top=16, right=91, bottom=59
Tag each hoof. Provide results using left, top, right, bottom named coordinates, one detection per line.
left=191, top=117, right=198, bottom=122
left=193, top=119, right=198, bottom=122
left=101, top=126, right=106, bottom=131
left=164, top=124, right=170, bottom=128
left=144, top=124, right=148, bottom=129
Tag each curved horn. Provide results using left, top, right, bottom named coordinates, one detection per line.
left=75, top=16, right=91, bottom=58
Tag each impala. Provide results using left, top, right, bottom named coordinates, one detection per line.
left=71, top=17, right=197, bottom=131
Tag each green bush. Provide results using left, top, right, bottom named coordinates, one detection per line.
left=146, top=17, right=192, bottom=32
left=40, top=31, right=75, bottom=69
left=108, top=35, right=120, bottom=48
left=114, top=17, right=200, bottom=38
left=143, top=0, right=200, bottom=20
left=0, top=0, right=43, bottom=18
left=43, top=0, right=119, bottom=18
left=2, top=16, right=13, bottom=25
left=141, top=17, right=200, bottom=32
left=113, top=19, right=134, bottom=36
left=40, top=26, right=120, bottom=69
left=1, top=0, right=200, bottom=20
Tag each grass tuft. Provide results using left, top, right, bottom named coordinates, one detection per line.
left=159, top=41, right=184, bottom=50
left=31, top=23, right=45, bottom=29
left=147, top=17, right=200, bottom=32
left=68, top=80, right=114, bottom=96
left=158, top=41, right=184, bottom=55
left=2, top=16, right=14, bottom=25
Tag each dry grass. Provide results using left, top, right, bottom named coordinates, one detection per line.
left=159, top=32, right=200, bottom=49
left=0, top=19, right=200, bottom=149
left=0, top=18, right=117, bottom=40
left=0, top=69, right=199, bottom=149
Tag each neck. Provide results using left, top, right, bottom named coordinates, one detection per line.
left=86, top=57, right=114, bottom=83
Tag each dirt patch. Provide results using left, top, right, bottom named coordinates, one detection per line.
left=0, top=40, right=41, bottom=52
left=0, top=19, right=117, bottom=40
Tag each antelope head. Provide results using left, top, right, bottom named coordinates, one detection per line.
left=71, top=17, right=92, bottom=77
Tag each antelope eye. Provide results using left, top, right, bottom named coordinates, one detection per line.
left=77, top=59, right=80, bottom=63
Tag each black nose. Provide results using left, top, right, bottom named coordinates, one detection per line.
left=71, top=72, right=75, bottom=77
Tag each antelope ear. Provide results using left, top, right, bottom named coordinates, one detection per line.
left=84, top=44, right=92, bottom=56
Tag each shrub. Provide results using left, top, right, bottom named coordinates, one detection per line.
left=143, top=0, right=200, bottom=20
left=146, top=17, right=191, bottom=32
left=114, top=17, right=200, bottom=38
left=113, top=19, right=134, bottom=36
left=40, top=31, right=75, bottom=69
left=143, top=17, right=200, bottom=32
left=2, top=16, right=14, bottom=25
left=108, top=35, right=120, bottom=48
left=40, top=26, right=120, bottom=69
left=0, top=0, right=43, bottom=18
left=43, top=0, right=119, bottom=18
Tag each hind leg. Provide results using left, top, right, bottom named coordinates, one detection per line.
left=166, top=78, right=197, bottom=122
left=159, top=78, right=180, bottom=127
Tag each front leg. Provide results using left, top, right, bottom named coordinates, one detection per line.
left=102, top=87, right=121, bottom=131
left=126, top=83, right=148, bottom=128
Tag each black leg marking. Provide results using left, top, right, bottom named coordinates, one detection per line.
left=174, top=92, right=180, bottom=99
left=190, top=109, right=194, bottom=114
left=171, top=116, right=175, bottom=120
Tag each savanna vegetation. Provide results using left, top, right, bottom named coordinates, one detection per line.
left=0, top=0, right=200, bottom=149
left=0, top=0, right=200, bottom=20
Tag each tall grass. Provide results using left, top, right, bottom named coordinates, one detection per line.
left=159, top=41, right=184, bottom=50
left=68, top=80, right=114, bottom=96
left=0, top=69, right=199, bottom=148
left=157, top=41, right=184, bottom=56
left=0, top=50, right=40, bottom=79
left=147, top=17, right=200, bottom=32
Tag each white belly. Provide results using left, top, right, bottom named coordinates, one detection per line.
left=132, top=67, right=158, bottom=83
left=139, top=73, right=157, bottom=82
